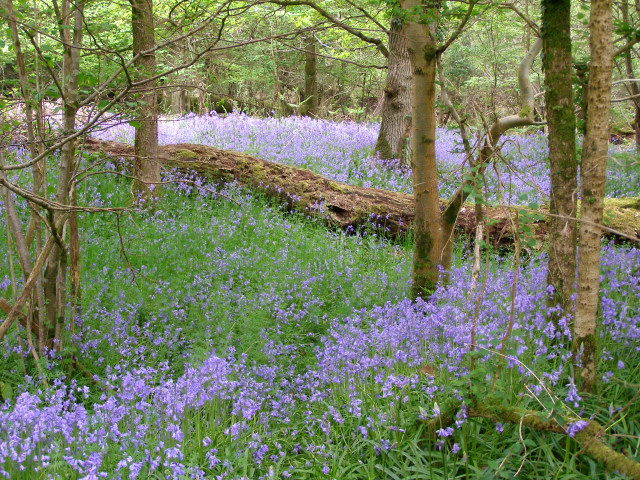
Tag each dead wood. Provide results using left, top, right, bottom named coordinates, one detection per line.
left=84, top=138, right=640, bottom=247
left=0, top=298, right=39, bottom=338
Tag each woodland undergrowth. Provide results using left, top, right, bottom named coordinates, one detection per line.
left=0, top=116, right=639, bottom=479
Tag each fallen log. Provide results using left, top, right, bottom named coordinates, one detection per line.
left=84, top=138, right=640, bottom=246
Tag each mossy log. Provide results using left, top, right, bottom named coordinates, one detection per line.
left=85, top=138, right=640, bottom=246
left=469, top=403, right=640, bottom=480
left=418, top=400, right=640, bottom=479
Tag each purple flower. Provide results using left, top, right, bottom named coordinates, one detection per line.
left=436, top=427, right=454, bottom=438
left=565, top=381, right=582, bottom=407
left=566, top=420, right=589, bottom=438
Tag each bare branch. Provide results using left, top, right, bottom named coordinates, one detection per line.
left=259, top=0, right=389, bottom=57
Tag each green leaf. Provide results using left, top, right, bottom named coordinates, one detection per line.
left=0, top=382, right=13, bottom=402
left=78, top=72, right=98, bottom=87
left=128, top=120, right=141, bottom=128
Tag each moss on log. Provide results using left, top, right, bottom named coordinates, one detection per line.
left=469, top=403, right=640, bottom=480
left=418, top=400, right=640, bottom=479
left=85, top=138, right=640, bottom=246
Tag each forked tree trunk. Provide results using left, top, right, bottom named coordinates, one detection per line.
left=44, top=0, right=84, bottom=352
left=302, top=34, right=318, bottom=117
left=0, top=0, right=79, bottom=354
left=375, top=19, right=412, bottom=164
left=543, top=0, right=577, bottom=314
left=576, top=0, right=613, bottom=393
left=439, top=39, right=541, bottom=275
left=130, top=0, right=160, bottom=203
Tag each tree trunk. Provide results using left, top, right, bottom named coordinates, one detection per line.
left=43, top=0, right=84, bottom=353
left=375, top=18, right=412, bottom=164
left=171, top=87, right=184, bottom=116
left=543, top=0, right=578, bottom=314
left=621, top=1, right=640, bottom=150
left=130, top=0, right=160, bottom=203
left=301, top=33, right=318, bottom=117
left=575, top=0, right=613, bottom=393
left=402, top=1, right=442, bottom=297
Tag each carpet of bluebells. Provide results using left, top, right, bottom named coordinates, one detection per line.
left=0, top=114, right=639, bottom=479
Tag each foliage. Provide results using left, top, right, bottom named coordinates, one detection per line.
left=1, top=116, right=639, bottom=479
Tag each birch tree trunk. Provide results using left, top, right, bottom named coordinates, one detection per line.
left=375, top=18, right=412, bottom=164
left=543, top=0, right=578, bottom=314
left=575, top=0, right=613, bottom=393
left=130, top=0, right=160, bottom=203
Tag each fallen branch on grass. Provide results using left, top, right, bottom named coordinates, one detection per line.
left=0, top=298, right=40, bottom=338
left=470, top=402, right=640, bottom=480
left=419, top=401, right=640, bottom=479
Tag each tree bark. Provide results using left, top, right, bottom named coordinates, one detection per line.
left=621, top=1, right=640, bottom=150
left=543, top=0, right=577, bottom=314
left=130, top=0, right=160, bottom=203
left=375, top=18, right=412, bottom=164
left=576, top=0, right=613, bottom=393
left=44, top=0, right=84, bottom=353
left=301, top=33, right=318, bottom=117
left=403, top=0, right=443, bottom=297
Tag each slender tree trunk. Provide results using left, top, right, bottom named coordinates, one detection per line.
left=575, top=0, right=613, bottom=393
left=543, top=0, right=577, bottom=314
left=375, top=18, right=412, bottom=164
left=621, top=1, right=640, bottom=150
left=302, top=33, right=318, bottom=117
left=3, top=0, right=46, bottom=273
left=171, top=88, right=184, bottom=116
left=130, top=0, right=160, bottom=203
left=45, top=0, right=84, bottom=352
left=403, top=0, right=442, bottom=297
left=68, top=184, right=81, bottom=336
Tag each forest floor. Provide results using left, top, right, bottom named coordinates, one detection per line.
left=0, top=114, right=639, bottom=480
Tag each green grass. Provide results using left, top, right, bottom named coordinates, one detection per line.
left=1, top=158, right=639, bottom=479
left=75, top=176, right=412, bottom=372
